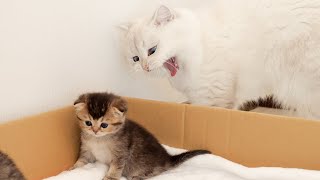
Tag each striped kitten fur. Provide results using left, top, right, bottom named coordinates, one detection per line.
left=72, top=92, right=211, bottom=180
left=0, top=151, right=25, bottom=180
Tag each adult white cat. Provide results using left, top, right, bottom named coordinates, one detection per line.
left=119, top=1, right=320, bottom=120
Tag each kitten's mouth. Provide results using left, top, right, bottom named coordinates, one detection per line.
left=163, top=57, right=179, bottom=77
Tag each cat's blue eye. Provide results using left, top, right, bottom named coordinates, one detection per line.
left=85, top=121, right=92, bottom=126
left=148, top=45, right=157, bottom=56
left=100, top=123, right=108, bottom=128
left=132, top=56, right=139, bottom=62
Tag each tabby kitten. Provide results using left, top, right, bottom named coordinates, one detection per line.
left=0, top=151, right=25, bottom=180
left=72, top=92, right=210, bottom=180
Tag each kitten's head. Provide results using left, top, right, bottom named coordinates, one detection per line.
left=73, top=92, right=127, bottom=137
left=119, top=5, right=200, bottom=78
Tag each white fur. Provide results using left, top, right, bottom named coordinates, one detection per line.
left=84, top=138, right=113, bottom=164
left=120, top=0, right=320, bottom=120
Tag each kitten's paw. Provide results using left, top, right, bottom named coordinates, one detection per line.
left=68, top=165, right=80, bottom=171
left=103, top=176, right=119, bottom=180
left=130, top=177, right=143, bottom=180
left=69, top=162, right=86, bottom=170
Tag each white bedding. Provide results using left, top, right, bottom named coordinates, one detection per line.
left=45, top=145, right=320, bottom=180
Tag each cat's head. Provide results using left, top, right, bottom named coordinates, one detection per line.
left=119, top=5, right=201, bottom=78
left=73, top=92, right=127, bottom=137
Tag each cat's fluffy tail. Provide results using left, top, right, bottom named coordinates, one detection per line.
left=169, top=150, right=211, bottom=167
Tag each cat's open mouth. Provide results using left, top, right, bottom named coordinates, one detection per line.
left=163, top=57, right=179, bottom=77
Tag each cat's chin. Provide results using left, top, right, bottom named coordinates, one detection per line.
left=143, top=67, right=170, bottom=78
left=85, top=131, right=109, bottom=137
left=163, top=57, right=179, bottom=77
left=92, top=134, right=108, bottom=137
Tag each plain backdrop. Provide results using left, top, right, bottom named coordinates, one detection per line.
left=0, top=0, right=212, bottom=122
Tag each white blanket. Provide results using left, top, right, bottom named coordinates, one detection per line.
left=45, top=145, right=320, bottom=180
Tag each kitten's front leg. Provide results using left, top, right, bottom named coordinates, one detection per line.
left=70, top=148, right=95, bottom=170
left=103, top=157, right=126, bottom=180
left=70, top=158, right=88, bottom=170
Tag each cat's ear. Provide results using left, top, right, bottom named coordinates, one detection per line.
left=112, top=97, right=128, bottom=116
left=74, top=94, right=86, bottom=105
left=116, top=22, right=132, bottom=33
left=73, top=94, right=89, bottom=119
left=74, top=102, right=86, bottom=114
left=152, top=5, right=175, bottom=26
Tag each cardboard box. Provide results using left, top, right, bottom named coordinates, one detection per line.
left=0, top=97, right=320, bottom=180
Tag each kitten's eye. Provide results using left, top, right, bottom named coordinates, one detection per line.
left=148, top=45, right=157, bottom=56
left=132, top=56, right=139, bottom=62
left=100, top=123, right=108, bottom=128
left=85, top=121, right=92, bottom=126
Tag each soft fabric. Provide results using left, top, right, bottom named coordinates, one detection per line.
left=45, top=145, right=320, bottom=180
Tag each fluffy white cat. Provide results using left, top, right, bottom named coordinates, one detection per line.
left=119, top=0, right=320, bottom=120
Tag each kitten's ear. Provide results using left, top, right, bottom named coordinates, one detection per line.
left=74, top=102, right=90, bottom=120
left=74, top=103, right=86, bottom=113
left=112, top=97, right=128, bottom=116
left=152, top=5, right=175, bottom=26
left=73, top=94, right=86, bottom=113
left=73, top=95, right=89, bottom=120
left=74, top=94, right=86, bottom=105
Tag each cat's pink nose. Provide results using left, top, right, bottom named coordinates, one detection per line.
left=143, top=65, right=150, bottom=72
left=92, top=128, right=99, bottom=134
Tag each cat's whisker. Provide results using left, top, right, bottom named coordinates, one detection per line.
left=128, top=70, right=136, bottom=77
left=128, top=68, right=136, bottom=74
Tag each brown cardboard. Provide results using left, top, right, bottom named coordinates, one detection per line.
left=126, top=97, right=185, bottom=148
left=0, top=107, right=80, bottom=180
left=0, top=97, right=320, bottom=180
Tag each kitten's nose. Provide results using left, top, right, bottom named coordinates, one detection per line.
left=92, top=127, right=99, bottom=134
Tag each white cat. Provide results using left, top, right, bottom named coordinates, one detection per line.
left=119, top=1, right=320, bottom=120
